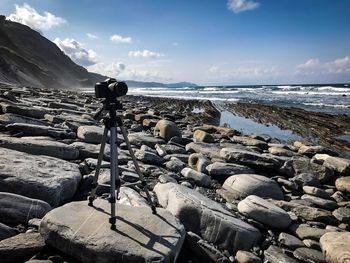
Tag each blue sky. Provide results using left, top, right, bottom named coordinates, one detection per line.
left=1, top=0, right=350, bottom=85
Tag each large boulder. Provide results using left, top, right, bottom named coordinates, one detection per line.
left=0, top=192, right=51, bottom=225
left=238, top=195, right=291, bottom=229
left=206, top=162, right=254, bottom=178
left=154, top=182, right=261, bottom=254
left=335, top=176, right=350, bottom=194
left=40, top=200, right=185, bottom=263
left=193, top=130, right=215, bottom=143
left=77, top=125, right=106, bottom=144
left=222, top=174, right=284, bottom=200
left=0, top=113, right=50, bottom=127
left=5, top=123, right=75, bottom=139
left=154, top=120, right=182, bottom=141
left=0, top=148, right=81, bottom=207
left=320, top=232, right=350, bottom=263
left=313, top=154, right=350, bottom=176
left=188, top=153, right=211, bottom=173
left=181, top=167, right=212, bottom=187
left=0, top=135, right=79, bottom=160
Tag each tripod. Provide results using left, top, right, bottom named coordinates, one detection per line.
left=88, top=99, right=157, bottom=230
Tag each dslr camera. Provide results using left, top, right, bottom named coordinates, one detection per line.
left=95, top=78, right=128, bottom=99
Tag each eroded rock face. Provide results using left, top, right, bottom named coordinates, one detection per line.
left=222, top=174, right=284, bottom=200
left=154, top=119, right=182, bottom=141
left=314, top=154, right=350, bottom=176
left=320, top=232, right=350, bottom=263
left=0, top=148, right=81, bottom=207
left=40, top=200, right=185, bottom=263
left=154, top=182, right=261, bottom=254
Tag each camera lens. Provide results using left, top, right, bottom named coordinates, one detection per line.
left=108, top=81, right=128, bottom=97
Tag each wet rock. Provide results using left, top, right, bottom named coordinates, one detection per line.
left=303, top=239, right=321, bottom=250
left=0, top=233, right=46, bottom=263
left=0, top=223, right=17, bottom=241
left=278, top=232, right=304, bottom=250
left=222, top=174, right=284, bottom=200
left=301, top=194, right=337, bottom=210
left=0, top=135, right=79, bottom=160
left=335, top=176, right=350, bottom=193
left=193, top=130, right=215, bottom=143
left=0, top=192, right=51, bottom=225
left=332, top=207, right=350, bottom=224
left=206, top=162, right=254, bottom=178
left=154, top=119, right=181, bottom=141
left=128, top=132, right=165, bottom=148
left=220, top=148, right=283, bottom=171
left=154, top=182, right=261, bottom=254
left=0, top=148, right=81, bottom=207
left=40, top=200, right=185, bottom=263
left=238, top=195, right=291, bottom=229
left=293, top=247, right=325, bottom=263
left=231, top=136, right=268, bottom=150
left=264, top=245, right=299, bottom=263
left=5, top=123, right=75, bottom=139
left=77, top=125, right=106, bottom=144
left=181, top=167, right=212, bottom=187
left=135, top=149, right=165, bottom=165
left=235, top=250, right=261, bottom=263
left=188, top=153, right=211, bottom=173
left=320, top=232, right=350, bottom=263
left=314, top=154, right=350, bottom=175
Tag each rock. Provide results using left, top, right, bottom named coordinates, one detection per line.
left=117, top=187, right=149, bottom=207
left=291, top=173, right=322, bottom=188
left=303, top=239, right=321, bottom=250
left=165, top=157, right=187, bottom=173
left=0, top=192, right=51, bottom=225
left=142, top=118, right=159, bottom=129
left=181, top=167, right=212, bottom=187
left=158, top=144, right=187, bottom=155
left=301, top=194, right=338, bottom=210
left=235, top=250, right=261, bottom=263
left=0, top=103, right=49, bottom=119
left=314, top=154, right=350, bottom=175
left=71, top=141, right=103, bottom=159
left=291, top=206, right=338, bottom=225
left=332, top=207, right=350, bottom=224
left=154, top=182, right=261, bottom=254
left=193, top=130, right=215, bottom=143
left=0, top=232, right=46, bottom=263
left=0, top=223, right=17, bottom=241
left=206, top=162, right=254, bottom=178
left=77, top=125, right=106, bottom=144
left=231, top=136, right=268, bottom=150
left=0, top=113, right=49, bottom=126
left=222, top=174, right=284, bottom=200
left=268, top=146, right=297, bottom=157
left=40, top=200, right=185, bottom=263
left=290, top=224, right=328, bottom=240
left=0, top=148, right=81, bottom=207
left=293, top=247, right=325, bottom=263
left=154, top=119, right=181, bottom=141
left=298, top=145, right=335, bottom=157
left=335, top=176, right=350, bottom=193
left=320, top=232, right=350, bottom=263
left=48, top=101, right=79, bottom=110
left=220, top=148, right=283, bottom=171
left=0, top=135, right=79, bottom=160
left=128, top=132, right=165, bottom=148
left=5, top=123, right=75, bottom=139
left=303, top=186, right=331, bottom=199
left=237, top=195, right=291, bottom=229
left=135, top=149, right=165, bottom=165
left=278, top=232, right=304, bottom=250
left=185, top=142, right=223, bottom=158
left=188, top=153, right=211, bottom=173
left=264, top=245, right=299, bottom=263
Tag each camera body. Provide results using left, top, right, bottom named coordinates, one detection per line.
left=95, top=78, right=128, bottom=99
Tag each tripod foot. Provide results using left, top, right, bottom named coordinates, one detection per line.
left=88, top=196, right=95, bottom=206
left=151, top=206, right=157, bottom=215
left=110, top=224, right=117, bottom=231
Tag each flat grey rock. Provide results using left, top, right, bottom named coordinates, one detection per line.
left=128, top=132, right=165, bottom=148
left=77, top=125, right=106, bottom=144
left=301, top=194, right=338, bottom=210
left=0, top=223, right=17, bottom=241
left=154, top=182, right=261, bottom=254
left=0, top=148, right=81, bottom=207
left=40, top=200, right=185, bottom=263
left=314, top=154, right=350, bottom=176
left=293, top=247, right=325, bottom=263
left=0, top=135, right=79, bottom=160
left=135, top=149, right=165, bottom=165
left=222, top=174, right=284, bottom=200
left=0, top=113, right=49, bottom=126
left=185, top=142, right=223, bottom=158
left=264, top=245, right=298, bottom=263
left=181, top=167, right=211, bottom=187
left=1, top=103, right=49, bottom=119
left=206, top=162, right=254, bottom=178
left=278, top=232, right=304, bottom=250
left=231, top=136, right=268, bottom=150
left=6, top=123, right=75, bottom=139
left=237, top=195, right=291, bottom=229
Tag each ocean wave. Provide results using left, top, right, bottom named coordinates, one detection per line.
left=302, top=102, right=350, bottom=108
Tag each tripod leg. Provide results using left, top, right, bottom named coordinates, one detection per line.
left=88, top=126, right=109, bottom=206
left=109, top=125, right=120, bottom=230
left=119, top=125, right=157, bottom=214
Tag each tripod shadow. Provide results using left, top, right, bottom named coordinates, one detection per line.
left=90, top=205, right=182, bottom=258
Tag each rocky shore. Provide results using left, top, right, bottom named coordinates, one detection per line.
left=0, top=82, right=350, bottom=263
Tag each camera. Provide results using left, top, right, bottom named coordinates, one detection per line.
left=95, top=78, right=128, bottom=99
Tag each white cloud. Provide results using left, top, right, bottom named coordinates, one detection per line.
left=54, top=38, right=98, bottom=67
left=7, top=3, right=66, bottom=32
left=86, top=33, right=99, bottom=39
left=110, top=34, right=133, bottom=44
left=296, top=58, right=319, bottom=69
left=209, top=66, right=219, bottom=73
left=227, top=0, right=260, bottom=13
left=325, top=56, right=350, bottom=74
left=296, top=56, right=350, bottom=75
left=128, top=50, right=164, bottom=59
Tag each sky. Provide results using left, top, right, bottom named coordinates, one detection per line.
left=1, top=0, right=350, bottom=85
